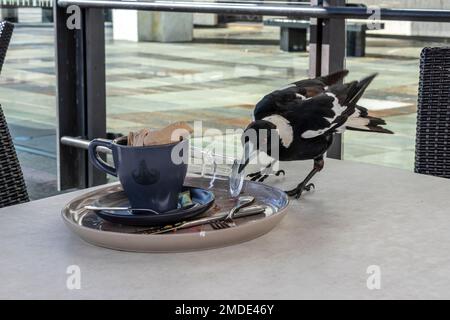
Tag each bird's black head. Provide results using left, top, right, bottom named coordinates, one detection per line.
left=238, top=120, right=279, bottom=174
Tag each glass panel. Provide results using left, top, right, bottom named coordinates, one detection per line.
left=345, top=43, right=420, bottom=170
left=105, top=4, right=311, bottom=180
left=344, top=0, right=450, bottom=170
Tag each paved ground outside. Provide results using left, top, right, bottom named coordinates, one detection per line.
left=1, top=20, right=441, bottom=199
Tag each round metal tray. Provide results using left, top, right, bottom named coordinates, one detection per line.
left=61, top=176, right=289, bottom=253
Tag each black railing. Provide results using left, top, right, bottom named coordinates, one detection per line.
left=55, top=0, right=450, bottom=22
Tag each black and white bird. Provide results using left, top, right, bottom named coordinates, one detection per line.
left=237, top=70, right=393, bottom=198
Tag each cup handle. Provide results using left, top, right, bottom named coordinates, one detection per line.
left=88, top=139, right=117, bottom=177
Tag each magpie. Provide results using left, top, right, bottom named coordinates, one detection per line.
left=237, top=70, right=393, bottom=199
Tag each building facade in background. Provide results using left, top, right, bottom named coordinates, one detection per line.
left=353, top=0, right=450, bottom=38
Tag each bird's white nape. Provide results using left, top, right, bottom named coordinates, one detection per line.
left=262, top=114, right=294, bottom=148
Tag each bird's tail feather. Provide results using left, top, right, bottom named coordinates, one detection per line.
left=318, top=69, right=349, bottom=86
left=346, top=73, right=378, bottom=106
left=343, top=75, right=394, bottom=134
left=355, top=105, right=369, bottom=117
left=345, top=108, right=394, bottom=134
left=346, top=117, right=394, bottom=134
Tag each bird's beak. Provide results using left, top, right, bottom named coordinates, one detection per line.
left=238, top=161, right=249, bottom=174
left=238, top=141, right=255, bottom=174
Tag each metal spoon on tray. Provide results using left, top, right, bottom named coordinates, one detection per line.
left=84, top=203, right=198, bottom=215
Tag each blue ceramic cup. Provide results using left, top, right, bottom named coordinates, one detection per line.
left=88, top=137, right=188, bottom=213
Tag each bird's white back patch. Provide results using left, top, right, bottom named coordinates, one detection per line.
left=345, top=108, right=370, bottom=131
left=301, top=92, right=347, bottom=139
left=350, top=108, right=361, bottom=118
left=324, top=92, right=346, bottom=122
left=262, top=115, right=293, bottom=148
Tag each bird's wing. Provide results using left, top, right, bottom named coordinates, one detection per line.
left=253, top=70, right=349, bottom=120
left=285, top=88, right=357, bottom=139
left=285, top=74, right=378, bottom=139
left=291, top=69, right=349, bottom=98
left=287, top=73, right=393, bottom=138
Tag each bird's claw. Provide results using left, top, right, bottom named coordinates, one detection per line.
left=252, top=174, right=269, bottom=182
left=274, top=170, right=285, bottom=177
left=247, top=169, right=285, bottom=183
left=285, top=182, right=315, bottom=199
left=247, top=172, right=267, bottom=182
left=247, top=171, right=261, bottom=179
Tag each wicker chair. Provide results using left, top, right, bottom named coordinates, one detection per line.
left=0, top=107, right=29, bottom=208
left=0, top=21, right=13, bottom=74
left=0, top=21, right=29, bottom=208
left=415, top=47, right=450, bottom=179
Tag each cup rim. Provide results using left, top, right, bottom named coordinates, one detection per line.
left=113, top=136, right=188, bottom=149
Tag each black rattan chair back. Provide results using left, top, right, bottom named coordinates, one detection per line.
left=0, top=21, right=29, bottom=207
left=415, top=47, right=450, bottom=178
left=0, top=21, right=14, bottom=74
left=0, top=106, right=29, bottom=208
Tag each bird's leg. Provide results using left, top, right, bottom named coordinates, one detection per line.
left=286, top=158, right=324, bottom=199
left=247, top=160, right=285, bottom=183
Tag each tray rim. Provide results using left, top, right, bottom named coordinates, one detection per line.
left=61, top=177, right=290, bottom=251
left=62, top=211, right=288, bottom=252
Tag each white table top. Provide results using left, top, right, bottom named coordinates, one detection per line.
left=1, top=159, right=450, bottom=299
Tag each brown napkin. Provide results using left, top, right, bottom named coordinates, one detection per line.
left=128, top=122, right=193, bottom=146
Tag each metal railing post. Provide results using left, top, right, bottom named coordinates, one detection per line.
left=54, top=3, right=86, bottom=190
left=324, top=0, right=346, bottom=160
left=54, top=5, right=107, bottom=190
left=84, top=8, right=108, bottom=187
left=309, top=0, right=323, bottom=78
